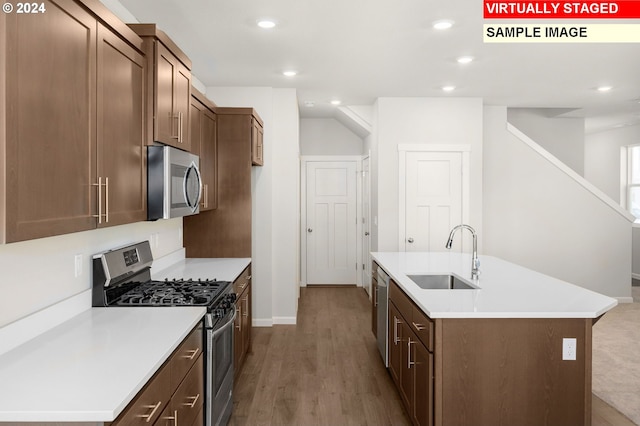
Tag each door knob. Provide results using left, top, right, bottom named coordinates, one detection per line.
left=308, top=228, right=313, bottom=233
left=365, top=232, right=370, bottom=236
left=407, top=238, right=414, bottom=243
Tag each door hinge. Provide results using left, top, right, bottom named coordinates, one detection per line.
left=356, top=262, right=358, bottom=270
left=362, top=263, right=365, bottom=270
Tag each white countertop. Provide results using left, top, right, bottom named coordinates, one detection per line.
left=0, top=307, right=205, bottom=422
left=152, top=257, right=251, bottom=283
left=371, top=252, right=618, bottom=318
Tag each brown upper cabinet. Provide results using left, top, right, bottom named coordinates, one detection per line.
left=251, top=116, right=264, bottom=166
left=128, top=24, right=192, bottom=152
left=190, top=88, right=218, bottom=211
left=0, top=0, right=147, bottom=243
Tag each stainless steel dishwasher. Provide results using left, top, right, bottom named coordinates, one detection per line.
left=376, top=267, right=389, bottom=366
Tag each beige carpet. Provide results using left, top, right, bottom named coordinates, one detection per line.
left=592, top=293, right=640, bottom=425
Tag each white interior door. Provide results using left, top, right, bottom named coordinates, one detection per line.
left=404, top=151, right=464, bottom=252
left=361, top=157, right=371, bottom=294
left=306, top=161, right=357, bottom=284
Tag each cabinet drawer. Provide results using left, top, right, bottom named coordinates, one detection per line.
left=174, top=355, right=205, bottom=426
left=170, top=324, right=204, bottom=390
left=233, top=265, right=251, bottom=295
left=411, top=305, right=434, bottom=352
left=389, top=279, right=413, bottom=320
left=109, top=360, right=172, bottom=426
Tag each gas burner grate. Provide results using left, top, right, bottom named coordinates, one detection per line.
left=113, top=279, right=230, bottom=307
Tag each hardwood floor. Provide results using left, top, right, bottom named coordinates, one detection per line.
left=229, top=287, right=635, bottom=426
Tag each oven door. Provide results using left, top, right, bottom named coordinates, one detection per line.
left=206, top=309, right=236, bottom=426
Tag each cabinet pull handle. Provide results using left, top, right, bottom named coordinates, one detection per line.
left=138, top=401, right=162, bottom=422
left=373, top=286, right=377, bottom=307
left=179, top=111, right=183, bottom=143
left=394, top=316, right=401, bottom=345
left=412, top=322, right=427, bottom=331
left=408, top=339, right=415, bottom=369
left=244, top=297, right=249, bottom=316
left=172, top=113, right=180, bottom=140
left=92, top=177, right=103, bottom=224
left=183, top=393, right=200, bottom=408
left=162, top=410, right=178, bottom=426
left=104, top=177, right=109, bottom=223
left=236, top=307, right=241, bottom=331
left=181, top=348, right=199, bottom=360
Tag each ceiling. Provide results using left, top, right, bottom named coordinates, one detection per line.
left=117, top=0, right=640, bottom=131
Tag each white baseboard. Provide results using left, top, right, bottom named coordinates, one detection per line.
left=252, top=316, right=298, bottom=327
left=252, top=318, right=273, bottom=327
left=273, top=316, right=297, bottom=325
left=616, top=297, right=635, bottom=303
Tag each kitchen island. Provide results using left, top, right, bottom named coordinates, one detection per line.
left=372, top=251, right=618, bottom=426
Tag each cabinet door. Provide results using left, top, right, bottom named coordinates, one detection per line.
left=241, top=285, right=251, bottom=355
left=96, top=24, right=146, bottom=227
left=400, top=325, right=415, bottom=411
left=388, top=302, right=403, bottom=389
left=234, top=295, right=243, bottom=372
left=155, top=42, right=177, bottom=146
left=174, top=62, right=192, bottom=151
left=412, top=341, right=434, bottom=426
left=189, top=101, right=202, bottom=157
left=4, top=0, right=97, bottom=242
left=251, top=118, right=263, bottom=166
left=200, top=109, right=218, bottom=210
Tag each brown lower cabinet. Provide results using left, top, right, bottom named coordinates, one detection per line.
left=233, top=265, right=252, bottom=375
left=387, top=278, right=593, bottom=426
left=371, top=261, right=379, bottom=338
left=108, top=324, right=204, bottom=426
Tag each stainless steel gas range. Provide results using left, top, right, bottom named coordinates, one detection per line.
left=92, top=241, right=236, bottom=426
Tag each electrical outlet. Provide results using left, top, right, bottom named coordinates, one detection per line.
left=74, top=254, right=83, bottom=278
left=563, top=338, right=577, bottom=360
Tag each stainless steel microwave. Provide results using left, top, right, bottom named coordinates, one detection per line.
left=147, top=146, right=202, bottom=220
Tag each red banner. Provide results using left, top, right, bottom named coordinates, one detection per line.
left=484, top=1, right=640, bottom=19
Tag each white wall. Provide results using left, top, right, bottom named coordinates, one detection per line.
left=205, top=86, right=300, bottom=325
left=0, top=219, right=183, bottom=327
left=584, top=123, right=640, bottom=278
left=300, top=118, right=363, bottom=155
left=584, top=123, right=640, bottom=203
left=483, top=106, right=631, bottom=299
left=507, top=108, right=585, bottom=176
left=374, top=97, right=484, bottom=252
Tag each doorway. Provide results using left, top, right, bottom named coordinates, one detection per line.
left=301, top=157, right=360, bottom=285
left=399, top=145, right=470, bottom=252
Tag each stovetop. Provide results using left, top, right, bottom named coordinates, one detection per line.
left=114, top=279, right=229, bottom=307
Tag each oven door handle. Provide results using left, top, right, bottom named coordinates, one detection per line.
left=211, top=309, right=238, bottom=339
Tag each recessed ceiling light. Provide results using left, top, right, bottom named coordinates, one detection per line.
left=331, top=100, right=342, bottom=106
left=257, top=19, right=276, bottom=29
left=457, top=56, right=474, bottom=64
left=304, top=100, right=315, bottom=107
left=597, top=86, right=612, bottom=92
left=283, top=70, right=297, bottom=77
left=433, top=20, right=454, bottom=30
left=442, top=85, right=456, bottom=92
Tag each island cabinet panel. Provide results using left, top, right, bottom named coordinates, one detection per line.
left=1, top=0, right=146, bottom=243
left=389, top=279, right=434, bottom=426
left=437, top=318, right=592, bottom=426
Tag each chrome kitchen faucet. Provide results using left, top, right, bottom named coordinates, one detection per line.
left=446, top=224, right=480, bottom=280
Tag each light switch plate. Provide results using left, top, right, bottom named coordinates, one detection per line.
left=563, top=338, right=577, bottom=360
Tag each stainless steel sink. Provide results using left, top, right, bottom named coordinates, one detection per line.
left=407, top=274, right=477, bottom=290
